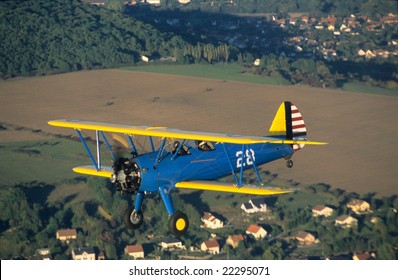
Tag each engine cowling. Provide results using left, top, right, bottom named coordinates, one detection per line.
left=111, top=157, right=141, bottom=194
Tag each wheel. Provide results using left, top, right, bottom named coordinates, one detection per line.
left=169, top=211, right=189, bottom=237
left=286, top=160, right=293, bottom=168
left=124, top=206, right=143, bottom=230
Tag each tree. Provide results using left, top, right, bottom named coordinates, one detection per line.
left=377, top=243, right=396, bottom=259
left=105, top=0, right=124, bottom=12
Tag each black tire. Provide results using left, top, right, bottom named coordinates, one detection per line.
left=169, top=211, right=189, bottom=237
left=286, top=160, right=294, bottom=168
left=124, top=206, right=143, bottom=230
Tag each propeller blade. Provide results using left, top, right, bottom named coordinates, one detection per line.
left=112, top=133, right=129, bottom=148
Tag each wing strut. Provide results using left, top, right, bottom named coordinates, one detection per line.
left=222, top=143, right=240, bottom=187
left=149, top=136, right=155, bottom=152
left=222, top=143, right=263, bottom=187
left=244, top=144, right=263, bottom=186
left=100, top=131, right=116, bottom=161
left=171, top=140, right=186, bottom=161
left=154, top=138, right=167, bottom=168
left=76, top=129, right=118, bottom=171
left=127, top=135, right=138, bottom=155
left=76, top=129, right=101, bottom=171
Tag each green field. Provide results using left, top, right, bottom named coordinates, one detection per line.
left=342, top=82, right=398, bottom=96
left=0, top=139, right=92, bottom=186
left=122, top=63, right=397, bottom=95
left=121, top=63, right=290, bottom=86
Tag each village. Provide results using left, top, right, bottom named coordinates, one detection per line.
left=83, top=1, right=398, bottom=63
left=34, top=192, right=386, bottom=261
left=111, top=1, right=398, bottom=64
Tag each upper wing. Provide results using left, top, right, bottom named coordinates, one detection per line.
left=175, top=180, right=293, bottom=195
left=48, top=119, right=327, bottom=145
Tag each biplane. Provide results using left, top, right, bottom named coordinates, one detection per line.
left=48, top=101, right=326, bottom=237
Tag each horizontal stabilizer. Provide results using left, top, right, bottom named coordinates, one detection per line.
left=267, top=139, right=327, bottom=145
left=73, top=165, right=113, bottom=178
left=175, top=180, right=293, bottom=196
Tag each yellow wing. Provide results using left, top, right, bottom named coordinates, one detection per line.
left=175, top=180, right=293, bottom=195
left=73, top=165, right=113, bottom=178
left=48, top=119, right=327, bottom=145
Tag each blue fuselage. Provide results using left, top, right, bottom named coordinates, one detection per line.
left=134, top=142, right=294, bottom=193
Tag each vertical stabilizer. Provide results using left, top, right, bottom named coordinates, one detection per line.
left=268, top=101, right=307, bottom=151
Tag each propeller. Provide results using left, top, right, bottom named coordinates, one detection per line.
left=111, top=133, right=131, bottom=158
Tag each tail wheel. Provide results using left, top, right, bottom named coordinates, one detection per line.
left=169, top=211, right=189, bottom=237
left=124, top=206, right=143, bottom=230
left=286, top=160, right=294, bottom=168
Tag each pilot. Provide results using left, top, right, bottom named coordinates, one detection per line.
left=196, top=140, right=214, bottom=151
left=172, top=141, right=190, bottom=155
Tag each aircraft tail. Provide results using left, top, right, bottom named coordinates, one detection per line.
left=268, top=101, right=307, bottom=151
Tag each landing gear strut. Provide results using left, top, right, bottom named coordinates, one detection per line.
left=124, top=206, right=144, bottom=230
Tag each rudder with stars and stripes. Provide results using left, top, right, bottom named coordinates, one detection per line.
left=268, top=101, right=307, bottom=152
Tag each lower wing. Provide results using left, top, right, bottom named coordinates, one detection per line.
left=72, top=165, right=113, bottom=178
left=175, top=180, right=292, bottom=195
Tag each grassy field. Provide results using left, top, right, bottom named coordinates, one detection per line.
left=121, top=63, right=290, bottom=86
left=0, top=139, right=91, bottom=186
left=122, top=63, right=397, bottom=96
left=342, top=82, right=398, bottom=96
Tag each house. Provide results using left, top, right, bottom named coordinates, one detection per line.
left=72, top=247, right=96, bottom=260
left=125, top=245, right=145, bottom=259
left=347, top=199, right=371, bottom=214
left=295, top=231, right=316, bottom=245
left=241, top=202, right=256, bottom=213
left=141, top=55, right=150, bottom=63
left=241, top=198, right=267, bottom=214
left=250, top=198, right=267, bottom=212
left=145, top=0, right=161, bottom=6
left=226, top=234, right=245, bottom=249
left=201, top=212, right=224, bottom=229
left=36, top=248, right=51, bottom=260
left=301, top=15, right=309, bottom=23
left=160, top=238, right=185, bottom=251
left=353, top=252, right=375, bottom=260
left=56, top=228, right=77, bottom=243
left=246, top=224, right=267, bottom=240
left=358, top=49, right=366, bottom=56
left=312, top=205, right=334, bottom=217
left=253, top=58, right=261, bottom=66
left=365, top=50, right=376, bottom=59
left=335, top=215, right=358, bottom=228
left=322, top=49, right=337, bottom=60
left=98, top=251, right=105, bottom=260
left=200, top=239, right=220, bottom=255
left=374, top=50, right=390, bottom=58
left=83, top=0, right=106, bottom=5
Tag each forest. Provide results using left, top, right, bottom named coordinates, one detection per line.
left=0, top=0, right=235, bottom=79
left=1, top=174, right=397, bottom=260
